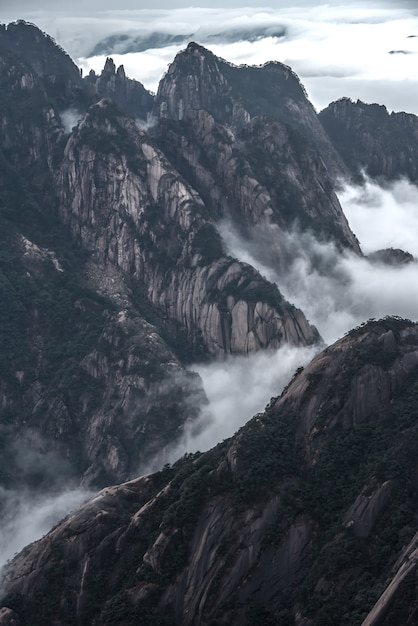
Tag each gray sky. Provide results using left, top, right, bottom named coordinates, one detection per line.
left=1, top=1, right=418, bottom=113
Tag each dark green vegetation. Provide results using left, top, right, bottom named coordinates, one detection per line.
left=0, top=149, right=109, bottom=488
left=3, top=320, right=418, bottom=625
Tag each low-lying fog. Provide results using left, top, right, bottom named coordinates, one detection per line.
left=2, top=176, right=417, bottom=577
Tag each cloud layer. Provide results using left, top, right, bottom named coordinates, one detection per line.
left=0, top=487, right=91, bottom=572
left=220, top=178, right=418, bottom=345
left=3, top=3, right=418, bottom=114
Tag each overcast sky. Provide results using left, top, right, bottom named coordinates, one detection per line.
left=2, top=1, right=418, bottom=114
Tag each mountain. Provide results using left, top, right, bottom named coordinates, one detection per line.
left=319, top=97, right=418, bottom=182
left=2, top=19, right=418, bottom=626
left=155, top=42, right=350, bottom=180
left=0, top=22, right=334, bottom=490
left=2, top=317, right=418, bottom=625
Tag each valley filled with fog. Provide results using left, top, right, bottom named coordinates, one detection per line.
left=2, top=176, right=418, bottom=572
left=175, top=177, right=418, bottom=459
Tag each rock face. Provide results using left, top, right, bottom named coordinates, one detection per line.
left=84, top=57, right=154, bottom=121
left=0, top=20, right=84, bottom=107
left=155, top=42, right=349, bottom=179
left=319, top=97, right=418, bottom=182
left=0, top=23, right=328, bottom=490
left=57, top=98, right=319, bottom=356
left=3, top=23, right=418, bottom=625
left=3, top=318, right=418, bottom=625
left=156, top=109, right=360, bottom=251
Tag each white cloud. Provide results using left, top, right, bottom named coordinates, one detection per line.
left=219, top=179, right=418, bottom=345
left=3, top=4, right=418, bottom=114
left=140, top=342, right=319, bottom=475
left=339, top=177, right=418, bottom=256
left=0, top=488, right=92, bottom=572
left=60, top=107, right=84, bottom=133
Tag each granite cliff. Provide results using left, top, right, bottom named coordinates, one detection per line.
left=155, top=42, right=349, bottom=180
left=0, top=22, right=333, bottom=490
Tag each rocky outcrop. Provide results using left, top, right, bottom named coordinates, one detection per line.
left=319, top=97, right=418, bottom=182
left=57, top=98, right=318, bottom=355
left=0, top=22, right=326, bottom=494
left=274, top=318, right=418, bottom=461
left=0, top=41, right=64, bottom=189
left=0, top=22, right=153, bottom=123
left=156, top=109, right=360, bottom=251
left=3, top=318, right=418, bottom=624
left=368, top=248, right=416, bottom=266
left=0, top=229, right=206, bottom=488
left=84, top=57, right=154, bottom=121
left=0, top=21, right=84, bottom=108
left=155, top=42, right=349, bottom=179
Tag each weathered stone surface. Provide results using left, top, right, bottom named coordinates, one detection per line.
left=57, top=98, right=319, bottom=356
left=273, top=323, right=418, bottom=461
left=156, top=109, right=360, bottom=251
left=0, top=608, right=20, bottom=626
left=155, top=42, right=349, bottom=179
left=343, top=479, right=398, bottom=538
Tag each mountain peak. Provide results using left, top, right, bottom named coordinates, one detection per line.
left=185, top=41, right=211, bottom=55
left=102, top=56, right=116, bottom=75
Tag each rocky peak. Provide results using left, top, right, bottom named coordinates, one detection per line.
left=102, top=56, right=117, bottom=75
left=155, top=42, right=349, bottom=178
left=319, top=97, right=418, bottom=182
left=58, top=99, right=319, bottom=357
left=0, top=20, right=84, bottom=107
left=155, top=108, right=360, bottom=253
left=274, top=318, right=418, bottom=459
left=90, top=57, right=154, bottom=120
left=117, top=64, right=126, bottom=79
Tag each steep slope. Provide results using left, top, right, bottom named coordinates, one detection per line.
left=319, top=98, right=418, bottom=182
left=0, top=20, right=85, bottom=108
left=0, top=21, right=154, bottom=122
left=0, top=26, right=319, bottom=491
left=0, top=166, right=205, bottom=489
left=57, top=98, right=318, bottom=356
left=0, top=29, right=206, bottom=489
left=155, top=42, right=349, bottom=179
left=155, top=109, right=360, bottom=251
left=3, top=318, right=418, bottom=625
left=0, top=37, right=64, bottom=194
left=84, top=57, right=154, bottom=121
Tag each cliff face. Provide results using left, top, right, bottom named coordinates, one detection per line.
left=3, top=318, right=418, bottom=625
left=155, top=109, right=360, bottom=251
left=57, top=98, right=318, bottom=356
left=0, top=25, right=323, bottom=489
left=84, top=57, right=154, bottom=121
left=0, top=42, right=64, bottom=192
left=0, top=21, right=154, bottom=122
left=0, top=21, right=84, bottom=107
left=0, top=220, right=206, bottom=489
left=0, top=29, right=203, bottom=488
left=155, top=42, right=349, bottom=179
left=319, top=97, right=418, bottom=182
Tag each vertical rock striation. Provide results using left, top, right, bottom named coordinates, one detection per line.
left=57, top=98, right=319, bottom=356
